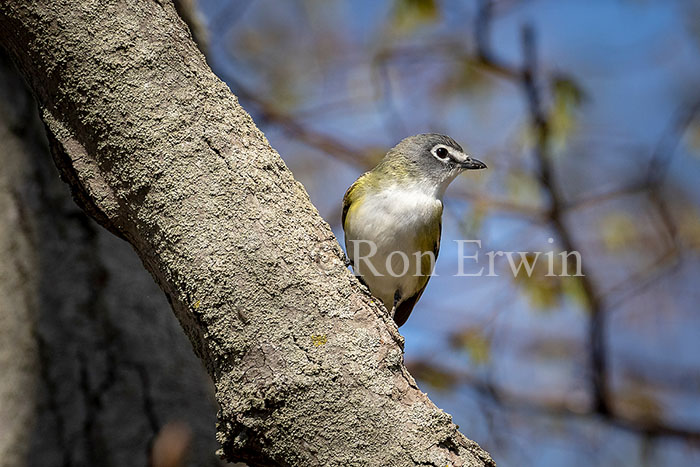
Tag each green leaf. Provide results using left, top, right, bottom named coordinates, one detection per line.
left=516, top=269, right=561, bottom=309
left=548, top=74, right=586, bottom=152
left=449, top=328, right=491, bottom=365
left=562, top=276, right=587, bottom=306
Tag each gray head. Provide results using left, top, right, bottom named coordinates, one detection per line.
left=375, top=133, right=486, bottom=196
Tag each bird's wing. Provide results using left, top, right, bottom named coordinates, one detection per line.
left=342, top=173, right=368, bottom=230
left=393, top=214, right=442, bottom=327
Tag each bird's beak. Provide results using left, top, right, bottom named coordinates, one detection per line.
left=459, top=157, right=487, bottom=170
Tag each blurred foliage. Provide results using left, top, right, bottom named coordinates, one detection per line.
left=548, top=74, right=585, bottom=153
left=561, top=276, right=587, bottom=307
left=232, top=23, right=303, bottom=110
left=510, top=252, right=560, bottom=309
left=524, top=336, right=580, bottom=362
left=449, top=327, right=491, bottom=365
left=599, top=212, right=640, bottom=252
left=678, top=207, right=700, bottom=250
left=406, top=359, right=458, bottom=391
left=616, top=386, right=665, bottom=425
left=506, top=171, right=543, bottom=206
left=207, top=0, right=700, bottom=464
left=459, top=203, right=488, bottom=238
left=507, top=251, right=586, bottom=310
left=390, top=0, right=440, bottom=35
left=435, top=57, right=495, bottom=98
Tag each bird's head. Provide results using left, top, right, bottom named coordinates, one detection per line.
left=376, top=133, right=486, bottom=197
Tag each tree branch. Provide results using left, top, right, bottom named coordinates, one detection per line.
left=472, top=0, right=612, bottom=415
left=0, top=1, right=495, bottom=465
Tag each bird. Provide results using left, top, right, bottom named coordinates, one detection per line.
left=342, top=133, right=486, bottom=327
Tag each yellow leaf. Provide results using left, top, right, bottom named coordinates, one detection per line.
left=562, top=276, right=587, bottom=306
left=518, top=273, right=560, bottom=309
left=599, top=212, right=638, bottom=252
left=391, top=0, right=439, bottom=35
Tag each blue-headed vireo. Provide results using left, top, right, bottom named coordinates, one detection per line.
left=342, top=134, right=486, bottom=327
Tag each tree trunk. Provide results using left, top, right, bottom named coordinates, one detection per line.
left=0, top=52, right=40, bottom=467
left=0, top=1, right=495, bottom=466
left=0, top=49, right=224, bottom=467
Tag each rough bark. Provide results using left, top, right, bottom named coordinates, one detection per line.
left=0, top=1, right=495, bottom=466
left=0, top=55, right=40, bottom=467
left=0, top=49, right=224, bottom=467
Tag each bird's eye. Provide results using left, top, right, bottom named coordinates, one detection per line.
left=435, top=147, right=449, bottom=160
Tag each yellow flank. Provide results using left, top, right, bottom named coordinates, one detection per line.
left=343, top=194, right=362, bottom=231
left=416, top=207, right=441, bottom=256
left=342, top=173, right=369, bottom=230
left=413, top=206, right=441, bottom=290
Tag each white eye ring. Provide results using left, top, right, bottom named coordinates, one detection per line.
left=432, top=145, right=450, bottom=162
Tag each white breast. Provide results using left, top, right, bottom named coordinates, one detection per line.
left=344, top=186, right=442, bottom=308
